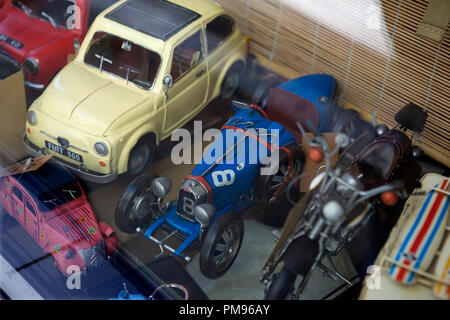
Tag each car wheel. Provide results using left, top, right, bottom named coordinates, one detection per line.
left=220, top=65, right=242, bottom=100
left=264, top=266, right=295, bottom=300
left=251, top=73, right=283, bottom=107
left=258, top=146, right=303, bottom=204
left=200, top=213, right=244, bottom=279
left=115, top=174, right=160, bottom=234
left=127, top=139, right=155, bottom=177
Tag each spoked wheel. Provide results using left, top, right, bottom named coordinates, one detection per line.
left=115, top=174, right=160, bottom=234
left=258, top=147, right=303, bottom=203
left=268, top=161, right=294, bottom=196
left=264, top=266, right=296, bottom=300
left=200, top=213, right=244, bottom=279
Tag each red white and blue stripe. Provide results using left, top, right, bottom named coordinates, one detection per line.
left=389, top=179, right=449, bottom=284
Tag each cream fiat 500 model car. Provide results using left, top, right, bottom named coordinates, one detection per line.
left=23, top=0, right=248, bottom=183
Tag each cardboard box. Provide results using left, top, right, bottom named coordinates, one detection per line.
left=0, top=70, right=27, bottom=166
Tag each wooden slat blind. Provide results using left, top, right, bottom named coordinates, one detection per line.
left=218, top=0, right=450, bottom=166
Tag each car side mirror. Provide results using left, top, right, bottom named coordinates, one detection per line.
left=194, top=203, right=216, bottom=227
left=151, top=176, right=172, bottom=198
left=73, top=38, right=80, bottom=55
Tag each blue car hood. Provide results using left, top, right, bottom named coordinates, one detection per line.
left=190, top=104, right=296, bottom=208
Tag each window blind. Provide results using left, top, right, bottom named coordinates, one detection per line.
left=218, top=0, right=449, bottom=166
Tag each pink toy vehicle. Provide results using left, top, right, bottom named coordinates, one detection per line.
left=0, top=157, right=118, bottom=276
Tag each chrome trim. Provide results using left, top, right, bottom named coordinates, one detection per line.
left=22, top=135, right=118, bottom=184
left=136, top=227, right=191, bottom=262
left=79, top=241, right=106, bottom=269
left=93, top=141, right=109, bottom=157
left=40, top=130, right=57, bottom=140
left=40, top=130, right=88, bottom=153
left=176, top=178, right=209, bottom=221
left=24, top=81, right=45, bottom=91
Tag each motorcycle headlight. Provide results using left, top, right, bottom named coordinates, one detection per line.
left=27, top=110, right=38, bottom=126
left=94, top=142, right=108, bottom=156
left=322, top=200, right=344, bottom=222
left=24, top=57, right=39, bottom=75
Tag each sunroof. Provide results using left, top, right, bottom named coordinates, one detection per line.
left=105, top=0, right=201, bottom=41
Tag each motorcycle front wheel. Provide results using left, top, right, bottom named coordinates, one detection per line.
left=264, top=266, right=296, bottom=300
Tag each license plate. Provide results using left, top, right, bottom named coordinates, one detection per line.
left=0, top=34, right=24, bottom=50
left=45, top=141, right=83, bottom=162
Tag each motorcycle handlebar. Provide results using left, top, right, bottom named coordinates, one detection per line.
left=359, top=180, right=405, bottom=200
left=306, top=118, right=322, bottom=138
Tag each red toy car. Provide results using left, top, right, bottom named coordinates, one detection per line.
left=0, top=0, right=117, bottom=93
left=0, top=157, right=118, bottom=276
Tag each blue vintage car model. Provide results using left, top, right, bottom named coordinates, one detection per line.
left=115, top=74, right=355, bottom=279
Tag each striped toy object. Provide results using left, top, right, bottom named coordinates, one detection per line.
left=389, top=174, right=450, bottom=285
left=433, top=230, right=450, bottom=299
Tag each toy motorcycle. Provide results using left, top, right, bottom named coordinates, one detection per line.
left=261, top=103, right=427, bottom=299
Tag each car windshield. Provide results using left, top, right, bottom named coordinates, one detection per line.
left=36, top=181, right=82, bottom=212
left=12, top=0, right=75, bottom=29
left=84, top=31, right=161, bottom=90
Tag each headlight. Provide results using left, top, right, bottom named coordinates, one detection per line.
left=24, top=57, right=39, bottom=75
left=27, top=110, right=38, bottom=126
left=94, top=142, right=108, bottom=156
left=65, top=248, right=76, bottom=259
left=322, top=200, right=344, bottom=222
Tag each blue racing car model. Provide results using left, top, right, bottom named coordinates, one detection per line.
left=114, top=74, right=357, bottom=279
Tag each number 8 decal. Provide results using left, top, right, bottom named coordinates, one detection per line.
left=183, top=197, right=195, bottom=215
left=212, top=170, right=235, bottom=187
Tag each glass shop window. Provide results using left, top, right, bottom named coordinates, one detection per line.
left=205, top=14, right=235, bottom=53
left=170, top=31, right=204, bottom=83
left=84, top=31, right=162, bottom=90
left=26, top=201, right=36, bottom=216
left=12, top=186, right=22, bottom=201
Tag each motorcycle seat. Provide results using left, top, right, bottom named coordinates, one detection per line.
left=349, top=129, right=413, bottom=188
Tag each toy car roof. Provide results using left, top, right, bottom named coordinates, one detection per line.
left=9, top=161, right=77, bottom=198
left=105, top=0, right=201, bottom=41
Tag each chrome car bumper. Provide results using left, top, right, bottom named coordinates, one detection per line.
left=22, top=134, right=118, bottom=184
left=24, top=81, right=45, bottom=92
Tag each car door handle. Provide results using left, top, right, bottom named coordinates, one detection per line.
left=196, top=69, right=206, bottom=77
